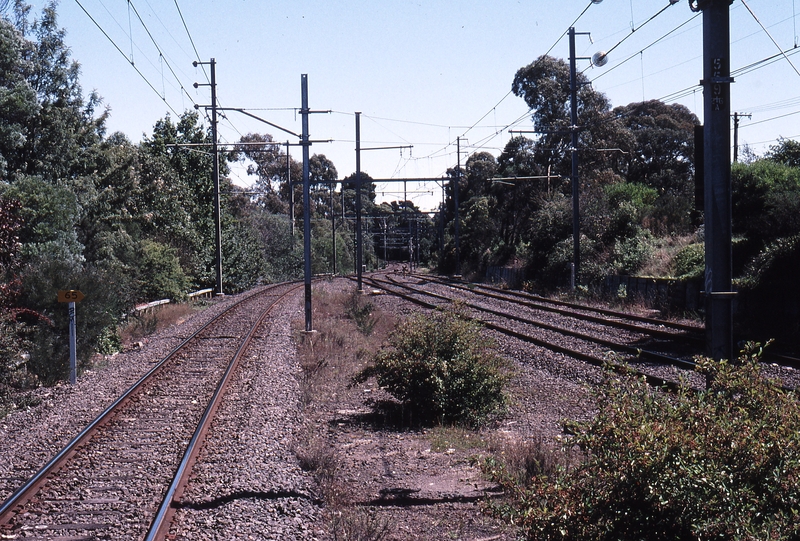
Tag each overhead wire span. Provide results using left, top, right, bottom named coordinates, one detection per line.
left=600, top=1, right=680, bottom=62
left=658, top=42, right=800, bottom=105
left=174, top=0, right=208, bottom=83
left=127, top=0, right=198, bottom=107
left=740, top=0, right=800, bottom=79
left=414, top=0, right=601, bottom=170
left=455, top=0, right=597, bottom=145
left=74, top=0, right=180, bottom=116
left=739, top=108, right=800, bottom=129
left=590, top=12, right=700, bottom=82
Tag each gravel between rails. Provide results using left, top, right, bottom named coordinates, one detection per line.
left=167, top=287, right=324, bottom=540
left=0, top=285, right=325, bottom=541
left=0, top=291, right=252, bottom=505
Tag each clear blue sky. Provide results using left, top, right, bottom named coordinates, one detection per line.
left=21, top=0, right=800, bottom=210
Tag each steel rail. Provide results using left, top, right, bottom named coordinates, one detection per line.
left=0, top=283, right=290, bottom=525
left=414, top=274, right=704, bottom=344
left=418, top=272, right=704, bottom=335
left=357, top=275, right=684, bottom=392
left=145, top=282, right=302, bottom=540
left=378, top=274, right=700, bottom=370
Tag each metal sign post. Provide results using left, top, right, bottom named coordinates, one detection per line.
left=68, top=302, right=77, bottom=385
left=58, top=290, right=85, bottom=384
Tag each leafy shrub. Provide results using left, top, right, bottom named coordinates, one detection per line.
left=611, top=228, right=653, bottom=274
left=138, top=239, right=189, bottom=301
left=673, top=242, right=704, bottom=279
left=488, top=346, right=800, bottom=540
left=604, top=182, right=658, bottom=209
left=344, top=289, right=376, bottom=336
left=20, top=258, right=133, bottom=384
left=737, top=235, right=800, bottom=346
left=354, top=306, right=508, bottom=426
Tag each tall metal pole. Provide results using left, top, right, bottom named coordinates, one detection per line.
left=301, top=74, right=313, bottom=332
left=731, top=112, right=750, bottom=163
left=287, top=141, right=294, bottom=240
left=700, top=0, right=734, bottom=362
left=210, top=59, right=223, bottom=296
left=330, top=180, right=336, bottom=274
left=455, top=137, right=461, bottom=276
left=355, top=112, right=364, bottom=291
left=569, top=28, right=580, bottom=288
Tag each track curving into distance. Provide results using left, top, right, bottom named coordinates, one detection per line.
left=0, top=282, right=301, bottom=540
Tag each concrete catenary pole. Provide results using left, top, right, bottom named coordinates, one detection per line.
left=355, top=112, right=364, bottom=291
left=699, top=0, right=735, bottom=362
left=301, top=74, right=313, bottom=332
left=569, top=28, right=581, bottom=289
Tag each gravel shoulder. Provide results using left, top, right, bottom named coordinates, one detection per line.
left=297, top=278, right=598, bottom=540
left=1, top=278, right=599, bottom=539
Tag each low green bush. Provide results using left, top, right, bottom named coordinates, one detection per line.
left=673, top=242, right=704, bottom=279
left=486, top=345, right=800, bottom=540
left=344, top=289, right=376, bottom=336
left=354, top=306, right=508, bottom=426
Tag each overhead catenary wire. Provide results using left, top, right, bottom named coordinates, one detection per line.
left=87, top=0, right=190, bottom=100
left=590, top=12, right=701, bottom=83
left=409, top=0, right=602, bottom=173
left=174, top=0, right=207, bottom=83
left=740, top=0, right=800, bottom=79
left=127, top=0, right=198, bottom=107
left=74, top=0, right=180, bottom=116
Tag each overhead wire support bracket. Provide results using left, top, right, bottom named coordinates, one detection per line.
left=360, top=145, right=413, bottom=152
left=212, top=107, right=302, bottom=139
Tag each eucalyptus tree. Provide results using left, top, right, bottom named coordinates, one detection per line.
left=141, top=111, right=229, bottom=287
left=766, top=138, right=800, bottom=168
left=0, top=18, right=38, bottom=180
left=512, top=55, right=619, bottom=180
left=4, top=1, right=107, bottom=183
left=233, top=132, right=300, bottom=215
left=610, top=100, right=699, bottom=233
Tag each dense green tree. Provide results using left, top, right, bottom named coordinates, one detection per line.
left=491, top=137, right=546, bottom=256
left=341, top=170, right=378, bottom=215
left=512, top=55, right=619, bottom=178
left=141, top=111, right=227, bottom=287
left=308, top=153, right=338, bottom=217
left=0, top=175, right=82, bottom=264
left=0, top=18, right=38, bottom=180
left=137, top=239, right=189, bottom=302
left=610, top=100, right=699, bottom=233
left=6, top=1, right=106, bottom=182
left=0, top=193, right=22, bottom=279
left=249, top=211, right=301, bottom=282
left=19, top=257, right=130, bottom=383
left=732, top=160, right=800, bottom=246
left=611, top=100, right=697, bottom=193
left=766, top=137, right=800, bottom=167
left=234, top=133, right=297, bottom=214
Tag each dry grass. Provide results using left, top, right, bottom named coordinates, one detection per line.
left=427, top=425, right=488, bottom=453
left=293, top=284, right=397, bottom=540
left=638, top=233, right=698, bottom=278
left=330, top=507, right=390, bottom=541
left=294, top=287, right=396, bottom=412
left=485, top=433, right=580, bottom=486
left=119, top=302, right=200, bottom=346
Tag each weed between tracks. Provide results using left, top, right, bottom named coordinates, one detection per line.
left=293, top=285, right=396, bottom=539
left=292, top=282, right=536, bottom=540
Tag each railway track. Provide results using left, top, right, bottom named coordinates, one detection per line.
left=0, top=282, right=302, bottom=540
left=360, top=271, right=711, bottom=390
